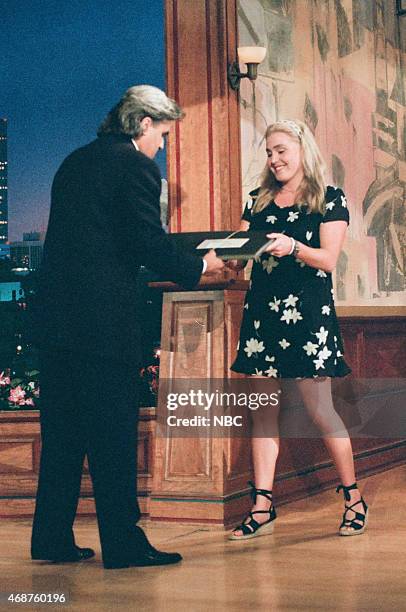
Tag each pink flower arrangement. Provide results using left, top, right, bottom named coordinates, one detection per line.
left=0, top=369, right=40, bottom=410
left=8, top=385, right=27, bottom=405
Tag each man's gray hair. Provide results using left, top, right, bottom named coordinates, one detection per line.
left=97, top=85, right=184, bottom=137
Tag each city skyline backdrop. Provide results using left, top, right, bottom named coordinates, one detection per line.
left=1, top=0, right=166, bottom=241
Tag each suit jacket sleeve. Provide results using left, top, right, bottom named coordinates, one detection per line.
left=120, top=151, right=203, bottom=289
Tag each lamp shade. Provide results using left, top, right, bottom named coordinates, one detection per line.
left=237, top=46, right=266, bottom=64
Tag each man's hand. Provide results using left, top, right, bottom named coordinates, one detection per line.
left=203, top=250, right=225, bottom=275
left=225, top=259, right=246, bottom=271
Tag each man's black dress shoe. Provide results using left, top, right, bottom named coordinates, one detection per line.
left=104, top=547, right=182, bottom=570
left=103, top=526, right=182, bottom=569
left=32, top=545, right=95, bottom=563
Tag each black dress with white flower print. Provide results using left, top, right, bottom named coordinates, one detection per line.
left=231, top=186, right=351, bottom=379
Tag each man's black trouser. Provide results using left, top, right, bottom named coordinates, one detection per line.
left=31, top=350, right=141, bottom=565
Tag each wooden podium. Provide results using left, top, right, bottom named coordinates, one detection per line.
left=148, top=278, right=252, bottom=527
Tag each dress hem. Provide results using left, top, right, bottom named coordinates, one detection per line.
left=230, top=363, right=352, bottom=379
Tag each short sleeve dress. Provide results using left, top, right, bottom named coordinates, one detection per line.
left=231, top=186, right=351, bottom=379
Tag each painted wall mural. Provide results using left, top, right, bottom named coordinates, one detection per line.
left=238, top=0, right=406, bottom=306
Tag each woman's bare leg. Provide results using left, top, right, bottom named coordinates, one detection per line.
left=297, top=377, right=365, bottom=530
left=232, top=378, right=281, bottom=536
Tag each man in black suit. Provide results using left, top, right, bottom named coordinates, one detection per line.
left=31, top=85, right=224, bottom=569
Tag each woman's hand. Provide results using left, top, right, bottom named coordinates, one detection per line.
left=265, top=233, right=294, bottom=257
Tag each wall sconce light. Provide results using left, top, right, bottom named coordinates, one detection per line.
left=228, top=46, right=267, bottom=91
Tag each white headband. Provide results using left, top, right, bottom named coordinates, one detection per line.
left=275, top=120, right=302, bottom=140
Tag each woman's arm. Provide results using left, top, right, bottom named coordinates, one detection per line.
left=265, top=220, right=348, bottom=273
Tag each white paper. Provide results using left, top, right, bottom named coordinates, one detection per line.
left=196, top=238, right=249, bottom=250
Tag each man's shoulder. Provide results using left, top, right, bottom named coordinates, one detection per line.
left=100, top=135, right=160, bottom=175
left=58, top=135, right=159, bottom=177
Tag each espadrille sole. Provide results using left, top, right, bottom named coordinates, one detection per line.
left=339, top=509, right=369, bottom=536
left=228, top=520, right=275, bottom=540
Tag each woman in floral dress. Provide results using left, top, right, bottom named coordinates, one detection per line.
left=228, top=120, right=368, bottom=540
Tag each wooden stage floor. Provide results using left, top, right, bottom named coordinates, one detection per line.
left=1, top=465, right=405, bottom=611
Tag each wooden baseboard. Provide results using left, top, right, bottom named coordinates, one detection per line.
left=148, top=439, right=406, bottom=527
left=272, top=439, right=406, bottom=506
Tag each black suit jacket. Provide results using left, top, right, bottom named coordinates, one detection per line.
left=33, top=134, right=203, bottom=364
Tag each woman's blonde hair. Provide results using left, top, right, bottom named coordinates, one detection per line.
left=253, top=120, right=326, bottom=214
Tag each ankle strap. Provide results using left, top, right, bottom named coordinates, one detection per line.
left=248, top=480, right=273, bottom=503
left=336, top=482, right=358, bottom=502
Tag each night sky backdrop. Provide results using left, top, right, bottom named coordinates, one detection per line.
left=2, top=0, right=165, bottom=240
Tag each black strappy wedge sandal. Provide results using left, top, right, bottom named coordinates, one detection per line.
left=336, top=483, right=368, bottom=536
left=229, top=481, right=277, bottom=540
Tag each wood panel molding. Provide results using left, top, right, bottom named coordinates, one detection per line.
left=165, top=0, right=241, bottom=233
left=0, top=408, right=156, bottom=518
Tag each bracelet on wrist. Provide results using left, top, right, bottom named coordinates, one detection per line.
left=288, top=238, right=301, bottom=257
